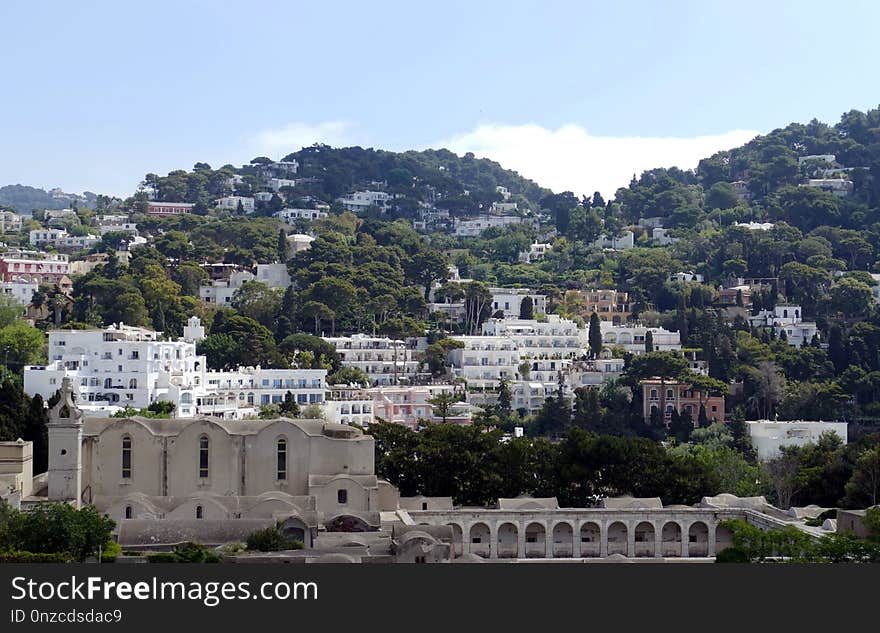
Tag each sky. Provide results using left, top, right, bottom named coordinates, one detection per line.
left=1, top=0, right=879, bottom=199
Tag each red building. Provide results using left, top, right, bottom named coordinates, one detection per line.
left=147, top=202, right=194, bottom=216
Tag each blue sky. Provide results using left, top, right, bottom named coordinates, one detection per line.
left=1, top=0, right=879, bottom=198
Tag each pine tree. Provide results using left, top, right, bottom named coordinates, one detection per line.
left=645, top=330, right=654, bottom=353
left=277, top=229, right=288, bottom=262
left=497, top=378, right=512, bottom=420
left=519, top=296, right=534, bottom=320
left=588, top=312, right=602, bottom=359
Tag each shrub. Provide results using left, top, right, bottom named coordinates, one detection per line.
left=146, top=542, right=221, bottom=563
left=0, top=550, right=74, bottom=563
left=101, top=540, right=122, bottom=563
left=246, top=525, right=304, bottom=552
left=715, top=547, right=750, bottom=563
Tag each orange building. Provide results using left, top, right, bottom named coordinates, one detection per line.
left=641, top=379, right=724, bottom=426
left=564, top=289, right=631, bottom=325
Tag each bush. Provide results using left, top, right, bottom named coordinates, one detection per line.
left=0, top=550, right=74, bottom=563
left=715, top=547, right=750, bottom=563
left=101, top=540, right=122, bottom=563
left=246, top=525, right=304, bottom=552
left=147, top=542, right=221, bottom=564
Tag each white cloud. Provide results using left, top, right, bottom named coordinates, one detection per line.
left=434, top=123, right=760, bottom=198
left=249, top=120, right=355, bottom=159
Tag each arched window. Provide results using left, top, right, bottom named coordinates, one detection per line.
left=196, top=505, right=203, bottom=519
left=124, top=505, right=132, bottom=519
left=198, top=435, right=209, bottom=478
left=104, top=378, right=112, bottom=389
left=666, top=389, right=674, bottom=399
left=129, top=378, right=137, bottom=389
left=276, top=438, right=287, bottom=481
left=121, top=436, right=132, bottom=479
left=650, top=388, right=657, bottom=399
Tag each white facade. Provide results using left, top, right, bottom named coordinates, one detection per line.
left=98, top=216, right=138, bottom=236
left=669, top=271, right=704, bottom=283
left=0, top=211, right=22, bottom=232
left=324, top=334, right=426, bottom=386
left=747, top=420, right=848, bottom=461
left=24, top=323, right=206, bottom=416
left=479, top=315, right=584, bottom=359
left=324, top=385, right=375, bottom=427
left=518, top=241, right=552, bottom=263
left=216, top=196, right=255, bottom=213
left=804, top=179, right=853, bottom=197
left=30, top=229, right=99, bottom=250
left=653, top=227, right=678, bottom=246
left=255, top=263, right=291, bottom=289
left=447, top=336, right=521, bottom=388
left=0, top=279, right=38, bottom=305
left=601, top=324, right=681, bottom=355
left=490, top=201, right=518, bottom=214
left=593, top=231, right=635, bottom=250
left=200, top=270, right=256, bottom=306
left=748, top=304, right=818, bottom=348
left=268, top=178, right=298, bottom=192
left=369, top=385, right=469, bottom=429
left=286, top=233, right=315, bottom=256
left=337, top=191, right=391, bottom=213
left=23, top=319, right=326, bottom=420
left=275, top=208, right=329, bottom=223
left=453, top=215, right=522, bottom=237
left=489, top=288, right=547, bottom=317
left=29, top=228, right=66, bottom=245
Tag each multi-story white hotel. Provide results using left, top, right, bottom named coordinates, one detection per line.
left=199, top=264, right=290, bottom=306
left=447, top=336, right=522, bottom=389
left=0, top=279, right=38, bottom=306
left=600, top=323, right=682, bottom=355
left=23, top=317, right=328, bottom=419
left=480, top=315, right=585, bottom=359
left=97, top=215, right=139, bottom=236
left=324, top=334, right=427, bottom=386
left=29, top=229, right=100, bottom=250
left=453, top=215, right=522, bottom=236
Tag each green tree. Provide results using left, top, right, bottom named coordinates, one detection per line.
left=519, top=296, right=534, bottom=320
left=588, top=312, right=602, bottom=359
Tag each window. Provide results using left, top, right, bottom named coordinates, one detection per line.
left=422, top=502, right=428, bottom=510
left=337, top=489, right=348, bottom=504
left=124, top=506, right=132, bottom=519
left=276, top=438, right=287, bottom=481
left=129, top=378, right=137, bottom=389
left=121, top=436, right=132, bottom=479
left=198, top=436, right=209, bottom=478
left=196, top=505, right=203, bottom=519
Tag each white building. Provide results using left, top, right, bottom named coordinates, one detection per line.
left=268, top=178, right=298, bottom=192
left=324, top=385, right=375, bottom=427
left=368, top=385, right=470, bottom=430
left=490, top=201, right=518, bottom=214
left=488, top=288, right=547, bottom=317
left=735, top=222, right=774, bottom=231
left=447, top=336, right=521, bottom=389
left=748, top=304, right=818, bottom=348
left=24, top=322, right=206, bottom=416
left=254, top=191, right=274, bottom=202
left=29, top=229, right=99, bottom=250
left=804, top=179, right=853, bottom=197
left=593, top=230, right=635, bottom=250
left=479, top=315, right=584, bottom=359
left=146, top=202, right=194, bottom=216
left=601, top=324, right=681, bottom=355
left=798, top=154, right=836, bottom=166
left=23, top=317, right=327, bottom=420
left=286, top=233, right=315, bottom=256
left=44, top=208, right=77, bottom=226
left=275, top=208, right=329, bottom=223
left=97, top=216, right=138, bottom=236
left=518, top=241, right=552, bottom=263
left=747, top=420, right=848, bottom=461
left=324, top=334, right=426, bottom=386
left=337, top=191, right=391, bottom=213
left=0, top=211, right=22, bottom=233
left=255, top=263, right=291, bottom=289
left=669, top=271, right=704, bottom=283
left=653, top=227, right=678, bottom=246
left=199, top=270, right=256, bottom=306
left=0, top=279, right=38, bottom=305
left=453, top=215, right=522, bottom=237
left=215, top=196, right=255, bottom=213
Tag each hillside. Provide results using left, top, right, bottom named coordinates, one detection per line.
left=0, top=184, right=97, bottom=214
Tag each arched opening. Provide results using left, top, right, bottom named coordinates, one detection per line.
left=497, top=522, right=518, bottom=558
left=688, top=522, right=709, bottom=557
left=104, top=378, right=112, bottom=389
left=121, top=436, right=132, bottom=479
left=634, top=521, right=655, bottom=557
left=129, top=378, right=137, bottom=389
left=196, top=505, right=203, bottom=519
left=124, top=505, right=132, bottom=520
left=326, top=515, right=373, bottom=533
left=661, top=522, right=682, bottom=557
left=447, top=523, right=463, bottom=557
left=552, top=522, right=574, bottom=558
left=524, top=522, right=546, bottom=558
left=198, top=435, right=209, bottom=478
left=580, top=522, right=600, bottom=557
left=469, top=522, right=490, bottom=558
left=276, top=437, right=287, bottom=481
left=607, top=521, right=628, bottom=556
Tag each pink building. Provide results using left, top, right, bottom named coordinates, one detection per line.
left=147, top=202, right=194, bottom=216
